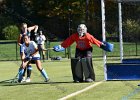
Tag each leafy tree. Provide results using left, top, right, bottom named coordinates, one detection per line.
left=0, top=15, right=15, bottom=39
left=2, top=25, right=19, bottom=40
left=1, top=0, right=139, bottom=41
left=123, top=19, right=140, bottom=42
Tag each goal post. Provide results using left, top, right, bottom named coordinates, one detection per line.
left=104, top=0, right=140, bottom=60
left=104, top=0, right=140, bottom=80
left=118, top=2, right=123, bottom=62
left=101, top=0, right=107, bottom=80
left=117, top=0, right=140, bottom=2
left=117, top=0, right=140, bottom=61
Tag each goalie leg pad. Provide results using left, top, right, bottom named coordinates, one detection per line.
left=71, top=58, right=83, bottom=82
left=81, top=57, right=95, bottom=81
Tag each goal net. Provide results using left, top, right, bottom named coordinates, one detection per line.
left=105, top=0, right=140, bottom=58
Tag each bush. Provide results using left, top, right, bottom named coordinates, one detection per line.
left=0, top=15, right=15, bottom=39
left=2, top=25, right=19, bottom=40
left=123, top=19, right=140, bottom=42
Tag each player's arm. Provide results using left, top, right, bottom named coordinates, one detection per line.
left=30, top=41, right=39, bottom=56
left=53, top=34, right=76, bottom=52
left=35, top=36, right=39, bottom=41
left=61, top=34, right=75, bottom=48
left=20, top=45, right=27, bottom=61
left=31, top=48, right=38, bottom=57
left=27, top=25, right=38, bottom=33
left=89, top=34, right=102, bottom=47
left=43, top=35, right=46, bottom=41
left=17, top=34, right=22, bottom=46
left=20, top=52, right=25, bottom=61
left=89, top=34, right=114, bottom=52
left=21, top=52, right=30, bottom=69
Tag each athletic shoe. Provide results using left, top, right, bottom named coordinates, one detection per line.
left=45, top=78, right=50, bottom=82
left=26, top=77, right=31, bottom=82
left=73, top=80, right=83, bottom=83
left=73, top=80, right=80, bottom=83
left=138, top=84, right=140, bottom=86
left=17, top=79, right=22, bottom=83
left=85, top=78, right=94, bottom=82
left=21, top=76, right=26, bottom=82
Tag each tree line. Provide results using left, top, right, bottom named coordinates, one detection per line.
left=0, top=0, right=140, bottom=42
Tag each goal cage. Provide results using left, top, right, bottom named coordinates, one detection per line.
left=104, top=0, right=140, bottom=61
left=103, top=0, right=140, bottom=80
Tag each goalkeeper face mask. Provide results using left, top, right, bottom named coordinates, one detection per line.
left=77, top=24, right=87, bottom=37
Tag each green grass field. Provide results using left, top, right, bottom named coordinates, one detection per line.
left=0, top=40, right=140, bottom=99
left=0, top=58, right=140, bottom=100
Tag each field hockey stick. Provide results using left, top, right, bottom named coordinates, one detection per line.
left=0, top=73, right=18, bottom=83
left=10, top=61, right=29, bottom=83
left=42, top=48, right=54, bottom=51
left=10, top=73, right=19, bottom=83
left=0, top=79, right=13, bottom=83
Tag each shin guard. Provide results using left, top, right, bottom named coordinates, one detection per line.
left=71, top=58, right=83, bottom=82
left=27, top=65, right=32, bottom=78
left=81, top=57, right=95, bottom=81
left=18, top=68, right=24, bottom=82
left=40, top=68, right=49, bottom=80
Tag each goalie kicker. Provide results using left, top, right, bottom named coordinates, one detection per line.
left=53, top=24, right=113, bottom=82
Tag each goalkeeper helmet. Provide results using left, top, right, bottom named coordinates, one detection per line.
left=77, top=24, right=87, bottom=37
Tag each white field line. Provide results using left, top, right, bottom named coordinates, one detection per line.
left=58, top=80, right=104, bottom=100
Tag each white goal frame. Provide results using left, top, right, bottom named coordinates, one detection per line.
left=101, top=0, right=140, bottom=80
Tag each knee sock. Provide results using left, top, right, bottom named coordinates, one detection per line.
left=40, top=68, right=49, bottom=80
left=22, top=68, right=26, bottom=77
left=27, top=65, right=32, bottom=78
left=18, top=68, right=24, bottom=82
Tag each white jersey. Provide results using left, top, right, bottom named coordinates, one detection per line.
left=21, top=41, right=40, bottom=58
left=36, top=35, right=46, bottom=45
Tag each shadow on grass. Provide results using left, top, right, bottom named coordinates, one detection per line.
left=0, top=78, right=98, bottom=86
left=0, top=79, right=76, bottom=86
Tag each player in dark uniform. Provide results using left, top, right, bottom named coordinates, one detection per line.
left=53, top=24, right=113, bottom=82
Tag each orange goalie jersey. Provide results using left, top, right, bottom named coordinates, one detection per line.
left=61, top=33, right=102, bottom=50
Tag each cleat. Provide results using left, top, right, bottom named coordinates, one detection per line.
left=85, top=78, right=94, bottom=82
left=73, top=80, right=79, bottom=83
left=26, top=77, right=31, bottom=82
left=45, top=78, right=50, bottom=82
left=21, top=77, right=26, bottom=82
left=18, top=79, right=22, bottom=83
left=73, top=79, right=83, bottom=83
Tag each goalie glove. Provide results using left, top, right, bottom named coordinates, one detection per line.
left=53, top=45, right=65, bottom=52
left=100, top=41, right=114, bottom=52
